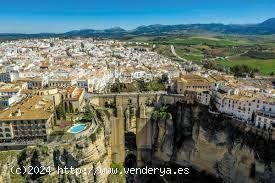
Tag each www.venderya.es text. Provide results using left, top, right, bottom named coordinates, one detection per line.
left=11, top=166, right=190, bottom=177
left=65, top=166, right=190, bottom=176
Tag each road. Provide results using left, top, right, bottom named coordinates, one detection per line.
left=171, top=45, right=206, bottom=73
left=170, top=45, right=189, bottom=63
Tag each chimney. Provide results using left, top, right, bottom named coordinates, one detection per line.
left=16, top=108, right=22, bottom=116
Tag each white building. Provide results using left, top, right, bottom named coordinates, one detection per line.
left=77, top=79, right=88, bottom=90
left=131, top=71, right=146, bottom=79
left=0, top=70, right=19, bottom=83
left=0, top=94, right=23, bottom=109
left=255, top=110, right=275, bottom=130
left=220, top=95, right=255, bottom=121
left=217, top=91, right=275, bottom=129
left=254, top=98, right=275, bottom=130
left=197, top=90, right=211, bottom=106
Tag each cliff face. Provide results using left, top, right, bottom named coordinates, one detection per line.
left=150, top=103, right=273, bottom=183
left=14, top=110, right=112, bottom=183
left=1, top=101, right=273, bottom=183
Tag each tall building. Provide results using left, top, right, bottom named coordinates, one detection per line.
left=0, top=96, right=55, bottom=143
left=62, top=86, right=85, bottom=113
left=176, top=74, right=212, bottom=93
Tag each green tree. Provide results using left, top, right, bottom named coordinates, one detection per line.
left=137, top=79, right=147, bottom=92
left=110, top=79, right=123, bottom=93
left=161, top=73, right=169, bottom=84
left=81, top=105, right=93, bottom=123
left=231, top=64, right=259, bottom=78
left=152, top=106, right=169, bottom=120
left=56, top=105, right=66, bottom=120
left=203, top=60, right=226, bottom=72
left=89, top=133, right=97, bottom=142
left=146, top=80, right=165, bottom=91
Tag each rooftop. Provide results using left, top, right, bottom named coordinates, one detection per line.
left=177, top=74, right=211, bottom=85
left=63, top=86, right=84, bottom=100
left=0, top=95, right=54, bottom=121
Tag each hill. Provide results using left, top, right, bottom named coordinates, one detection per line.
left=1, top=18, right=275, bottom=40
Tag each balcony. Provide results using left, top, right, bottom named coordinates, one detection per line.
left=257, top=110, right=275, bottom=118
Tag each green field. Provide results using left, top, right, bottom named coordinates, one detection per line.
left=153, top=36, right=253, bottom=47
left=174, top=46, right=204, bottom=64
left=148, top=34, right=275, bottom=75
left=217, top=56, right=275, bottom=75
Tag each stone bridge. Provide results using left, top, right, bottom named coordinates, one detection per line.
left=87, top=92, right=193, bottom=166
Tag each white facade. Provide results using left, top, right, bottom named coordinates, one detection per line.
left=220, top=97, right=254, bottom=121
left=0, top=94, right=23, bottom=109
left=77, top=80, right=88, bottom=89
left=197, top=91, right=211, bottom=105
left=255, top=101, right=275, bottom=130
left=132, top=71, right=146, bottom=79
left=219, top=94, right=275, bottom=127
left=255, top=111, right=275, bottom=130
left=0, top=70, right=19, bottom=83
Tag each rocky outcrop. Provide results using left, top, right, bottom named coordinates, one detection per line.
left=14, top=109, right=112, bottom=183
left=150, top=103, right=272, bottom=183
left=152, top=115, right=174, bottom=162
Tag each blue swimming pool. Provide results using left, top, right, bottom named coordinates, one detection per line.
left=68, top=124, right=87, bottom=134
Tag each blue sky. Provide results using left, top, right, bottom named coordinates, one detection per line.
left=0, top=0, right=275, bottom=33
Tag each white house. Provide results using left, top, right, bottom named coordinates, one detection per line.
left=197, top=90, right=211, bottom=106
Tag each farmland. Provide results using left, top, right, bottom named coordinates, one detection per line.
left=217, top=56, right=275, bottom=75
left=148, top=35, right=275, bottom=75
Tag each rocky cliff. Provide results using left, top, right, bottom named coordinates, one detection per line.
left=148, top=102, right=273, bottom=183
left=7, top=109, right=113, bottom=183
left=1, top=101, right=274, bottom=183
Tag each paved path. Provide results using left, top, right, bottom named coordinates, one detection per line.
left=170, top=45, right=189, bottom=62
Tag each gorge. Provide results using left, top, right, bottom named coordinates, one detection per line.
left=3, top=93, right=274, bottom=183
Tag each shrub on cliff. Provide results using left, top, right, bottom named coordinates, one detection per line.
left=152, top=106, right=170, bottom=120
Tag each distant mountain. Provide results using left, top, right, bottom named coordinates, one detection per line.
left=64, top=27, right=127, bottom=37
left=130, top=18, right=275, bottom=35
left=1, top=18, right=275, bottom=40
left=260, top=18, right=275, bottom=27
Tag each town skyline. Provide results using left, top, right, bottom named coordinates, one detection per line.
left=0, top=1, right=274, bottom=182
